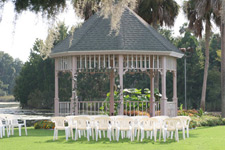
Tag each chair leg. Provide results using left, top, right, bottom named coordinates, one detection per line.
left=0, top=127, right=2, bottom=138
left=19, top=125, right=22, bottom=136
left=96, top=129, right=98, bottom=141
left=75, top=129, right=78, bottom=141
left=65, top=128, right=69, bottom=141
left=53, top=128, right=56, bottom=141
left=154, top=129, right=157, bottom=142
left=176, top=129, right=179, bottom=142
left=87, top=129, right=90, bottom=141
left=108, top=129, right=112, bottom=141
left=92, top=128, right=94, bottom=140
left=170, top=131, right=173, bottom=139
left=183, top=128, right=185, bottom=140
left=25, top=125, right=27, bottom=136
left=137, top=129, right=140, bottom=141
left=164, top=129, right=167, bottom=142
left=3, top=126, right=5, bottom=136
left=12, top=126, right=14, bottom=135
left=112, top=129, right=115, bottom=141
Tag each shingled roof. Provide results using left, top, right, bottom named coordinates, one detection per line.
left=51, top=8, right=183, bottom=58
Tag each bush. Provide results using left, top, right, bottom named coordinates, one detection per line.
left=190, top=115, right=225, bottom=128
left=34, top=120, right=55, bottom=129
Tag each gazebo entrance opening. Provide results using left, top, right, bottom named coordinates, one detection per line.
left=54, top=54, right=178, bottom=117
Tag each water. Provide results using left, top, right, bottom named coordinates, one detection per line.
left=0, top=102, right=53, bottom=116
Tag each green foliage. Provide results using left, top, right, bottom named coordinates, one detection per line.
left=103, top=88, right=161, bottom=114
left=27, top=89, right=54, bottom=109
left=198, top=108, right=204, bottom=117
left=14, top=0, right=66, bottom=19
left=0, top=51, right=23, bottom=95
left=191, top=115, right=225, bottom=128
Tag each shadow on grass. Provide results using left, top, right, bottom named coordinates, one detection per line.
left=43, top=131, right=199, bottom=145
left=8, top=127, right=200, bottom=145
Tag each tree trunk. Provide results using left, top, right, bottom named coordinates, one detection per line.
left=200, top=21, right=210, bottom=111
left=221, top=22, right=225, bottom=118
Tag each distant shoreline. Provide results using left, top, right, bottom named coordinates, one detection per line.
left=0, top=95, right=15, bottom=102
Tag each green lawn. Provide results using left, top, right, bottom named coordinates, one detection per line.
left=1, top=126, right=225, bottom=150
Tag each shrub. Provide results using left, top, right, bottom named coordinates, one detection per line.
left=34, top=120, right=55, bottom=129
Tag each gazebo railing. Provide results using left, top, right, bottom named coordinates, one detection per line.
left=77, top=101, right=108, bottom=115
left=59, top=101, right=71, bottom=116
left=59, top=100, right=160, bottom=116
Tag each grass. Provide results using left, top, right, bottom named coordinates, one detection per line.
left=1, top=126, right=225, bottom=150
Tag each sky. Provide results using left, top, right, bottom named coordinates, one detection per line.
left=0, top=0, right=219, bottom=62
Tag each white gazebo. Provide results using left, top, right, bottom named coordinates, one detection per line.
left=50, top=8, right=183, bottom=117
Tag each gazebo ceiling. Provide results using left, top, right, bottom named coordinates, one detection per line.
left=50, top=8, right=183, bottom=58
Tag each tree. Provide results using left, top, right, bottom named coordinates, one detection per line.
left=183, top=0, right=221, bottom=111
left=14, top=22, right=69, bottom=108
left=221, top=0, right=225, bottom=117
left=0, top=51, right=23, bottom=95
left=136, top=0, right=179, bottom=29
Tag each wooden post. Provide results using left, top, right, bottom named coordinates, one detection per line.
left=54, top=58, right=59, bottom=116
left=150, top=56, right=155, bottom=117
left=109, top=70, right=115, bottom=116
left=160, top=56, right=167, bottom=116
left=172, top=60, right=178, bottom=116
left=74, top=57, right=78, bottom=115
left=119, top=55, right=124, bottom=115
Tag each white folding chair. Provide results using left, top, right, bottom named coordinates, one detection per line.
left=115, top=117, right=134, bottom=141
left=162, top=118, right=180, bottom=142
left=0, top=116, right=10, bottom=138
left=73, top=116, right=92, bottom=141
left=137, top=118, right=157, bottom=142
left=7, top=115, right=27, bottom=137
left=152, top=116, right=169, bottom=141
left=94, top=116, right=112, bottom=141
left=51, top=117, right=69, bottom=141
left=176, top=116, right=191, bottom=138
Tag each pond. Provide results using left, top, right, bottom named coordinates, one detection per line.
left=0, top=102, right=53, bottom=116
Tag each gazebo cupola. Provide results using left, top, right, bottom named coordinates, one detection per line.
left=50, top=8, right=183, bottom=116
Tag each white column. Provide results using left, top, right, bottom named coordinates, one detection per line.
left=70, top=56, right=77, bottom=114
left=172, top=60, right=178, bottom=116
left=119, top=55, right=124, bottom=115
left=54, top=58, right=59, bottom=116
left=160, top=56, right=167, bottom=116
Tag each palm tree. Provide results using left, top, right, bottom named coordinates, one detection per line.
left=183, top=0, right=221, bottom=111
left=136, top=0, right=179, bottom=29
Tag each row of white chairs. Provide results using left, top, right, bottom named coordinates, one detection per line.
left=0, top=114, right=27, bottom=138
left=51, top=115, right=191, bottom=142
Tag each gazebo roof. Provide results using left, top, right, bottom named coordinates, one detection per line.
left=51, top=8, right=183, bottom=58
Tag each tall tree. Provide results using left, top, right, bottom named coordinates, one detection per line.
left=183, top=0, right=221, bottom=111
left=221, top=0, right=225, bottom=117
